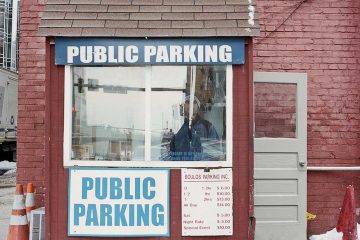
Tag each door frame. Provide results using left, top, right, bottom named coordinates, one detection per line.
left=253, top=72, right=307, bottom=240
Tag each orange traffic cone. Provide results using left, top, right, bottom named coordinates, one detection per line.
left=336, top=185, right=358, bottom=240
left=7, top=184, right=29, bottom=240
left=25, top=183, right=35, bottom=223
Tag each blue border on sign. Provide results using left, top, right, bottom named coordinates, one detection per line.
left=67, top=167, right=170, bottom=237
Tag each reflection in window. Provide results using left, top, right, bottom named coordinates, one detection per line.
left=254, top=83, right=296, bottom=138
left=151, top=66, right=226, bottom=161
left=72, top=66, right=146, bottom=161
left=71, top=65, right=227, bottom=161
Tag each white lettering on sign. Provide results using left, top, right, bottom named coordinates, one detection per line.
left=197, top=45, right=204, bottom=62
left=67, top=46, right=79, bottom=63
left=184, top=45, right=197, bottom=63
left=144, top=46, right=156, bottom=62
left=66, top=45, right=233, bottom=64
left=205, top=45, right=217, bottom=62
left=108, top=46, right=117, bottom=63
left=68, top=46, right=140, bottom=64
left=219, top=45, right=232, bottom=62
left=169, top=45, right=182, bottom=62
left=80, top=46, right=92, bottom=64
left=94, top=46, right=107, bottom=63
left=181, top=168, right=233, bottom=236
left=118, top=46, right=124, bottom=63
left=126, top=45, right=138, bottom=63
left=156, top=46, right=169, bottom=63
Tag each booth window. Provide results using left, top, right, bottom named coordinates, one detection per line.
left=64, top=65, right=232, bottom=167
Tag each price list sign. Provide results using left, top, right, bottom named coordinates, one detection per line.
left=181, top=168, right=233, bottom=236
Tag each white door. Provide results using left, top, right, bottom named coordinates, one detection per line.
left=254, top=72, right=307, bottom=240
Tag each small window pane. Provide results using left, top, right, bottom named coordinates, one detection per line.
left=71, top=66, right=146, bottom=161
left=151, top=66, right=227, bottom=161
left=255, top=83, right=296, bottom=138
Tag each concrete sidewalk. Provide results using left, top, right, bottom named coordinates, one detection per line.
left=0, top=186, right=15, bottom=239
left=0, top=172, right=16, bottom=240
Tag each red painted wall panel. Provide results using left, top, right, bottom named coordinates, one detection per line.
left=254, top=0, right=360, bottom=235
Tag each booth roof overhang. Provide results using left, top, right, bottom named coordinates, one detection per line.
left=38, top=0, right=260, bottom=37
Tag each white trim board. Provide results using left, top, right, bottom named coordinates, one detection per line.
left=63, top=65, right=233, bottom=168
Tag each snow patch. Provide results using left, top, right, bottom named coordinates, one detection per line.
left=309, top=224, right=360, bottom=240
left=309, top=228, right=343, bottom=240
left=4, top=168, right=16, bottom=175
left=0, top=160, right=16, bottom=170
left=248, top=5, right=255, bottom=26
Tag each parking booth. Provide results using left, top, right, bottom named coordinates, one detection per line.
left=39, top=1, right=259, bottom=239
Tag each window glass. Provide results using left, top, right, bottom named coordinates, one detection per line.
left=72, top=66, right=146, bottom=161
left=254, top=83, right=296, bottom=138
left=71, top=65, right=227, bottom=162
left=151, top=66, right=226, bottom=161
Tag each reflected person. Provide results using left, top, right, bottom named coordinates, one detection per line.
left=169, top=95, right=219, bottom=160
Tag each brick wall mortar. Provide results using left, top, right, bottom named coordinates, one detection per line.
left=18, top=0, right=46, bottom=207
left=255, top=0, right=360, bottom=235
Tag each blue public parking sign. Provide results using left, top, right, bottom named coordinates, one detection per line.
left=55, top=37, right=245, bottom=65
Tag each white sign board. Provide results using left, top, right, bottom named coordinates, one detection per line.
left=68, top=168, right=169, bottom=237
left=181, top=168, right=233, bottom=236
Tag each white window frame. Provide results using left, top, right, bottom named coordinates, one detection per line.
left=63, top=65, right=233, bottom=168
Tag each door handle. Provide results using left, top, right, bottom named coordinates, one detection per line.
left=298, top=154, right=307, bottom=168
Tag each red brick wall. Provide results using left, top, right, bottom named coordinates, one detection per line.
left=255, top=0, right=360, bottom=235
left=18, top=0, right=45, bottom=206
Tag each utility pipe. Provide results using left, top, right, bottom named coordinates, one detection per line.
left=307, top=166, right=360, bottom=171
